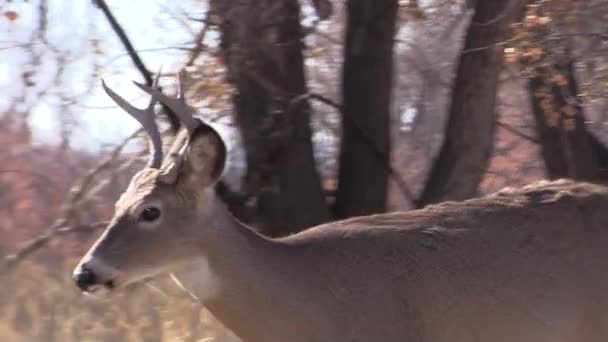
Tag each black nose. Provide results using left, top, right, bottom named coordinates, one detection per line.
left=74, top=265, right=97, bottom=291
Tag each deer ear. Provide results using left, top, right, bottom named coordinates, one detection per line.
left=183, top=123, right=227, bottom=186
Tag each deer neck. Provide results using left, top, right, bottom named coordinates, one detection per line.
left=169, top=194, right=290, bottom=339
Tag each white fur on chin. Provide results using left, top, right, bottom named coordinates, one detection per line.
left=169, top=257, right=221, bottom=302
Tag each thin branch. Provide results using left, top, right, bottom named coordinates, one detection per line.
left=184, top=13, right=211, bottom=67
left=3, top=222, right=108, bottom=269
left=299, top=93, right=344, bottom=112
left=2, top=131, right=142, bottom=270
left=92, top=0, right=181, bottom=131
left=290, top=93, right=416, bottom=206
left=462, top=31, right=608, bottom=55
left=63, top=129, right=141, bottom=216
left=545, top=32, right=608, bottom=41
left=461, top=38, right=514, bottom=54
left=471, top=0, right=519, bottom=27
left=93, top=0, right=152, bottom=84
left=78, top=151, right=146, bottom=207
left=497, top=121, right=540, bottom=144
left=0, top=43, right=39, bottom=50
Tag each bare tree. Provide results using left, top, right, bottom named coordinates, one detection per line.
left=528, top=58, right=608, bottom=180
left=517, top=0, right=608, bottom=181
left=210, top=0, right=330, bottom=235
left=333, top=0, right=398, bottom=218
left=417, top=0, right=524, bottom=207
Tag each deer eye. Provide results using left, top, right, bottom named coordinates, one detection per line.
left=139, top=207, right=161, bottom=223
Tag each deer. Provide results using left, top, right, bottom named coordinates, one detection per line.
left=73, top=71, right=608, bottom=342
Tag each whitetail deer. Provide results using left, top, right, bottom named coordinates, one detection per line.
left=74, top=71, right=608, bottom=342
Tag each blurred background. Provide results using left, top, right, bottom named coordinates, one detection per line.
left=1, top=0, right=607, bottom=341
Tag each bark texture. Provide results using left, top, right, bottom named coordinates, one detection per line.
left=417, top=0, right=522, bottom=207
left=211, top=0, right=330, bottom=235
left=529, top=59, right=608, bottom=181
left=334, top=0, right=398, bottom=219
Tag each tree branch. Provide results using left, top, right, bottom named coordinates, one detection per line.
left=93, top=0, right=152, bottom=84
left=497, top=121, right=539, bottom=144
left=4, top=221, right=108, bottom=269
left=290, top=93, right=416, bottom=206
left=2, top=131, right=142, bottom=270
left=92, top=0, right=181, bottom=131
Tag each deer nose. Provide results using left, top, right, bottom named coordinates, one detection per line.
left=73, top=264, right=97, bottom=292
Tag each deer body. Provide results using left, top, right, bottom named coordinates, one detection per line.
left=74, top=73, right=608, bottom=342
left=163, top=181, right=608, bottom=342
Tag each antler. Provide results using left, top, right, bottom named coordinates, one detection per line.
left=134, top=70, right=199, bottom=134
left=102, top=72, right=163, bottom=169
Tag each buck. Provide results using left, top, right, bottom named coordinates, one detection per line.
left=74, top=71, right=608, bottom=342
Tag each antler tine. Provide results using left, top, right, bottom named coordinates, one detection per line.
left=133, top=69, right=199, bottom=134
left=101, top=74, right=163, bottom=169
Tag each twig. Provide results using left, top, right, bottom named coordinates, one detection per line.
left=2, top=131, right=142, bottom=270
left=297, top=93, right=343, bottom=112
left=78, top=151, right=146, bottom=207
left=185, top=13, right=211, bottom=67
left=93, top=0, right=152, bottom=84
left=92, top=0, right=181, bottom=131
left=61, top=130, right=141, bottom=219
left=461, top=38, right=514, bottom=55
left=290, top=93, right=416, bottom=205
left=4, top=221, right=108, bottom=269
left=471, top=0, right=519, bottom=27
left=497, top=121, right=539, bottom=144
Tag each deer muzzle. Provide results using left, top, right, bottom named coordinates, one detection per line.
left=73, top=260, right=116, bottom=293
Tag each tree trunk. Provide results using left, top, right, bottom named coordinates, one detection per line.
left=211, top=0, right=330, bottom=236
left=416, top=0, right=521, bottom=208
left=310, top=0, right=333, bottom=19
left=528, top=58, right=608, bottom=181
left=333, top=0, right=398, bottom=219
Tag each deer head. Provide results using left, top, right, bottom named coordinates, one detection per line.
left=73, top=71, right=227, bottom=293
